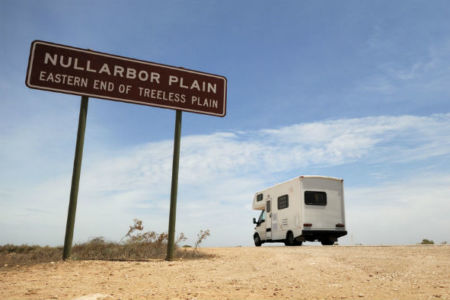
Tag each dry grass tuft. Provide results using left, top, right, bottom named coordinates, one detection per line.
left=0, top=244, right=62, bottom=267
left=0, top=219, right=212, bottom=267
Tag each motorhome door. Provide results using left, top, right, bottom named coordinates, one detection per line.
left=265, top=200, right=272, bottom=239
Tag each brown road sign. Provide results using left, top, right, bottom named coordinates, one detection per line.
left=26, top=40, right=227, bottom=117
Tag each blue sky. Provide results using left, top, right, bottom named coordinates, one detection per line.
left=1, top=0, right=449, bottom=247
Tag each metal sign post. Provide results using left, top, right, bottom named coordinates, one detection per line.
left=166, top=110, right=182, bottom=261
left=63, top=95, right=89, bottom=260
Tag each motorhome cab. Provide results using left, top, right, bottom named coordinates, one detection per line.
left=252, top=176, right=347, bottom=246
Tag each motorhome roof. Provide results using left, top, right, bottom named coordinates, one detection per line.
left=299, top=175, right=343, bottom=181
left=254, top=175, right=343, bottom=195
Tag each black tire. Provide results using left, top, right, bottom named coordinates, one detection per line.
left=321, top=238, right=334, bottom=246
left=284, top=231, right=295, bottom=246
left=254, top=234, right=262, bottom=247
left=294, top=240, right=303, bottom=246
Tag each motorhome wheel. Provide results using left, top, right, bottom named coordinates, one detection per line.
left=321, top=238, right=334, bottom=246
left=254, top=234, right=262, bottom=247
left=285, top=231, right=295, bottom=246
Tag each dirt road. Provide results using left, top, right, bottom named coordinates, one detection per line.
left=1, top=245, right=448, bottom=299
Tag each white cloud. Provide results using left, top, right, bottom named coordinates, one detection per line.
left=344, top=174, right=450, bottom=245
left=1, top=113, right=450, bottom=246
left=359, top=39, right=450, bottom=96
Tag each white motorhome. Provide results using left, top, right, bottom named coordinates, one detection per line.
left=252, top=175, right=347, bottom=246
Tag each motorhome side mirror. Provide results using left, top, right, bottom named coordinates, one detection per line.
left=253, top=218, right=257, bottom=224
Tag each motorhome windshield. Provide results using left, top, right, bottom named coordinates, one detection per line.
left=258, top=210, right=266, bottom=223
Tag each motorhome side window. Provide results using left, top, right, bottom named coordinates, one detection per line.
left=256, top=193, right=263, bottom=202
left=305, top=191, right=327, bottom=206
left=266, top=201, right=271, bottom=213
left=277, top=195, right=289, bottom=209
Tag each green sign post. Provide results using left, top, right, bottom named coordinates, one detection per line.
left=166, top=110, right=182, bottom=261
left=63, top=96, right=89, bottom=260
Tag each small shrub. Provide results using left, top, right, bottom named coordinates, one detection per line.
left=420, top=239, right=434, bottom=245
left=194, top=229, right=210, bottom=250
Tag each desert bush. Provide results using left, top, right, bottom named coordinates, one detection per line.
left=194, top=229, right=210, bottom=250
left=0, top=219, right=212, bottom=267
left=72, top=219, right=207, bottom=260
left=420, top=238, right=434, bottom=245
left=0, top=244, right=62, bottom=266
